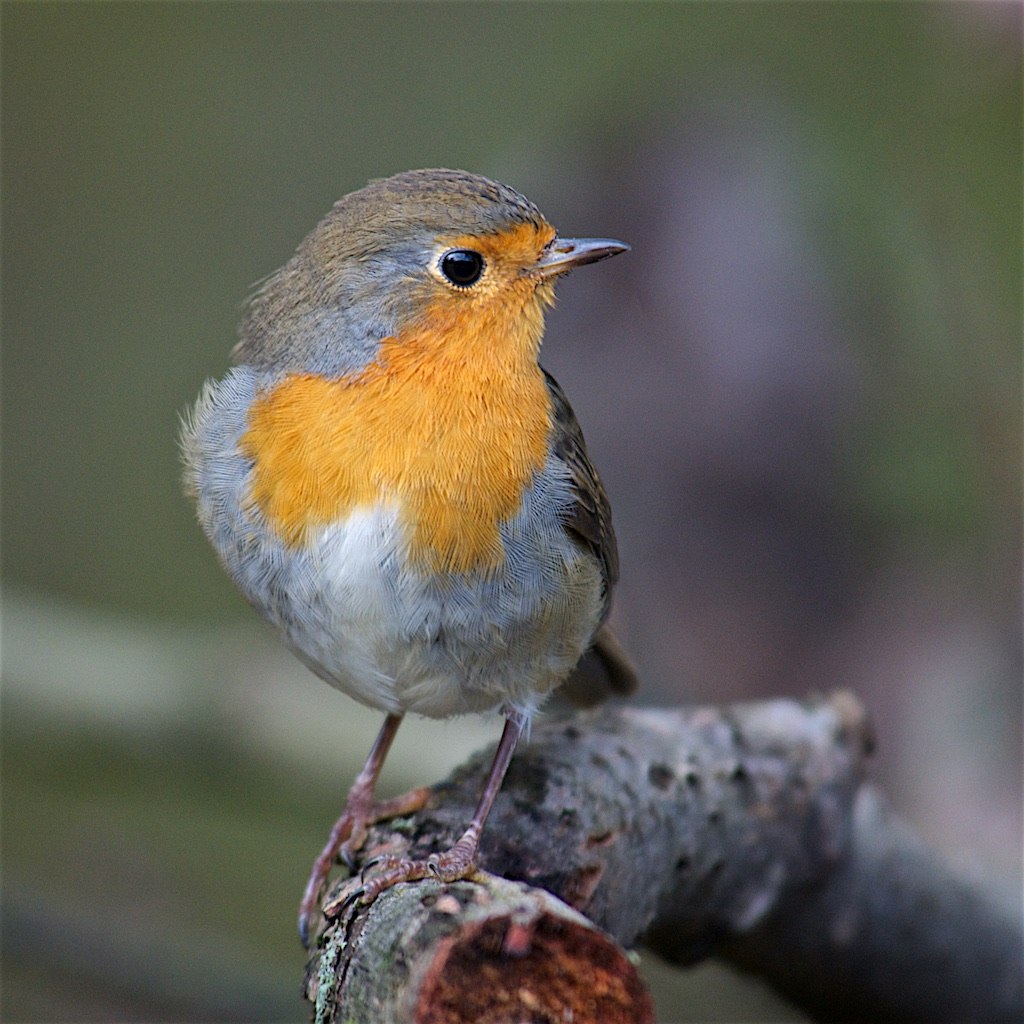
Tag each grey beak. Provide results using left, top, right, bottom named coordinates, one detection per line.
left=534, top=237, right=630, bottom=278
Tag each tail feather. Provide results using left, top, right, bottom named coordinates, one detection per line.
left=558, top=624, right=639, bottom=709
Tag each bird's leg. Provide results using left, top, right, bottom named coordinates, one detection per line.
left=348, top=710, right=526, bottom=906
left=298, top=712, right=429, bottom=946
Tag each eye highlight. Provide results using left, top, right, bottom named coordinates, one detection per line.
left=439, top=248, right=485, bottom=288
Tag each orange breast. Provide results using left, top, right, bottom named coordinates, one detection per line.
left=240, top=298, right=552, bottom=575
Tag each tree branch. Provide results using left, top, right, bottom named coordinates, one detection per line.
left=304, top=693, right=1023, bottom=1023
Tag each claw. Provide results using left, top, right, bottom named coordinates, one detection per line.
left=337, top=886, right=366, bottom=915
left=322, top=879, right=367, bottom=921
left=346, top=885, right=366, bottom=908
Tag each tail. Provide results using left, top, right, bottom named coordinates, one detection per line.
left=558, top=624, right=639, bottom=709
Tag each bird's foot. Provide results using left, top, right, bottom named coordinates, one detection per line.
left=298, top=785, right=430, bottom=947
left=322, top=831, right=483, bottom=919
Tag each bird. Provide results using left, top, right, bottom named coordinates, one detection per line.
left=180, top=168, right=634, bottom=947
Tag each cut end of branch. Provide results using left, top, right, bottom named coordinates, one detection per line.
left=306, top=876, right=654, bottom=1024
left=415, top=908, right=653, bottom=1024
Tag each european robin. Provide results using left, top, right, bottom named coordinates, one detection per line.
left=181, top=169, right=634, bottom=946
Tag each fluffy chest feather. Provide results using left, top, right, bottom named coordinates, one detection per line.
left=285, top=497, right=602, bottom=718
left=240, top=304, right=552, bottom=575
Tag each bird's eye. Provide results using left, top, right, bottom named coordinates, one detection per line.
left=439, top=249, right=485, bottom=288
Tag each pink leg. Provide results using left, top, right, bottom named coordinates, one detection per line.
left=298, top=713, right=429, bottom=946
left=341, top=711, right=525, bottom=907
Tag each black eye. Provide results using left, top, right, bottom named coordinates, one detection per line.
left=439, top=248, right=485, bottom=288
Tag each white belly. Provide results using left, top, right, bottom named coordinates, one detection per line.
left=259, top=502, right=603, bottom=720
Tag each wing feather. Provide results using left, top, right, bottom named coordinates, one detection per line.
left=542, top=368, right=618, bottom=615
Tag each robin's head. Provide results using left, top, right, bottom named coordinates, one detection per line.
left=233, top=169, right=628, bottom=376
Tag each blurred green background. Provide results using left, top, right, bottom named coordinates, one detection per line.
left=3, top=3, right=1020, bottom=1021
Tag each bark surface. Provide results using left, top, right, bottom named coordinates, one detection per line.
left=304, top=693, right=1023, bottom=1023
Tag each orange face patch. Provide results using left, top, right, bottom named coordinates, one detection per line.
left=240, top=252, right=554, bottom=574
left=445, top=221, right=556, bottom=269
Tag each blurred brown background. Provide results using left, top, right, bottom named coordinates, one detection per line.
left=3, top=3, right=1020, bottom=1021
